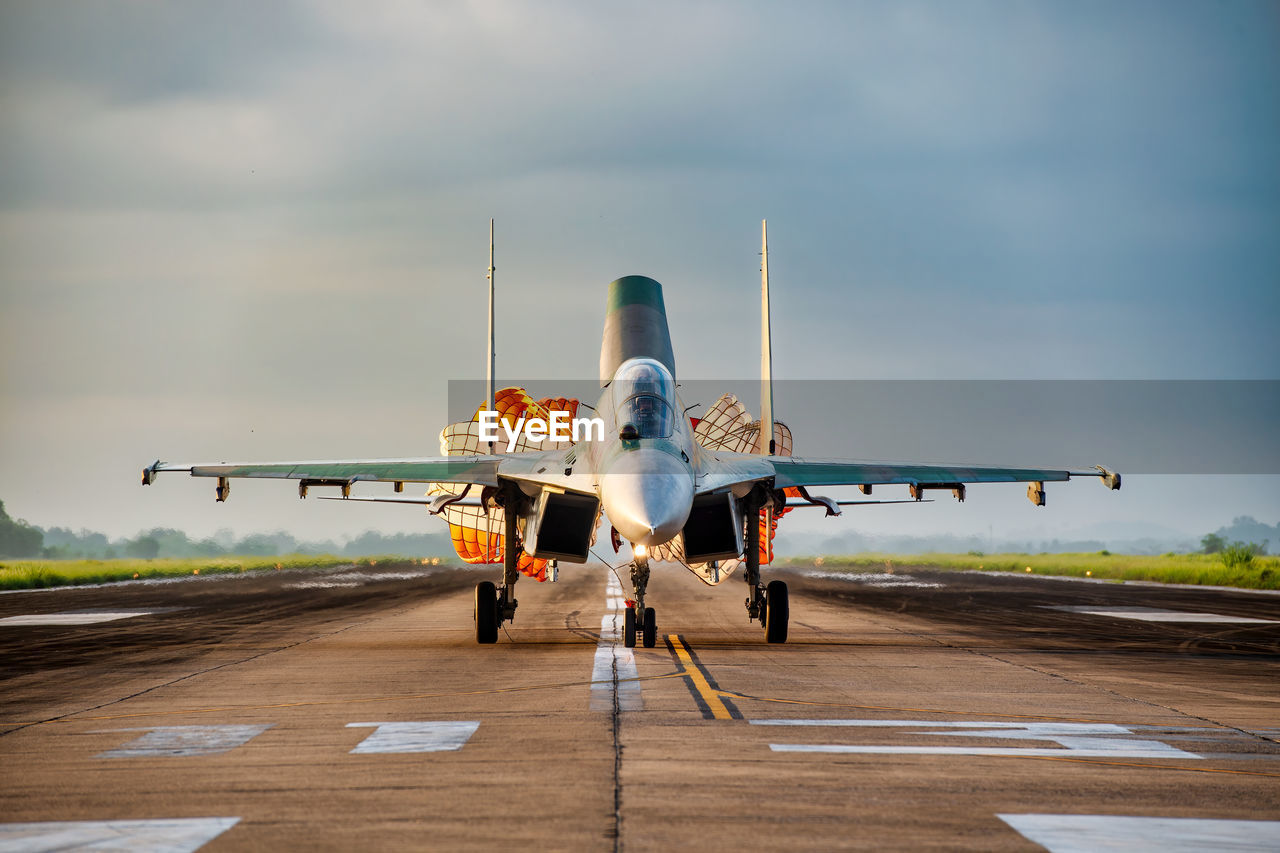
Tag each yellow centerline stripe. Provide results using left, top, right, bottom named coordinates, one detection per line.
left=668, top=634, right=732, bottom=720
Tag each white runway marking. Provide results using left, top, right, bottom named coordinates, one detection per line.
left=285, top=569, right=434, bottom=590
left=998, top=814, right=1280, bottom=852
left=346, top=722, right=479, bottom=753
left=97, top=725, right=273, bottom=758
left=756, top=719, right=1201, bottom=759
left=802, top=570, right=944, bottom=589
left=0, top=817, right=240, bottom=851
left=772, top=744, right=1197, bottom=758
left=1044, top=606, right=1277, bottom=624
left=755, top=720, right=1157, bottom=729
left=0, top=609, right=173, bottom=626
left=591, top=574, right=641, bottom=712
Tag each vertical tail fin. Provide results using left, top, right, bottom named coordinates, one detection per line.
left=599, top=276, right=676, bottom=385
left=760, top=220, right=774, bottom=456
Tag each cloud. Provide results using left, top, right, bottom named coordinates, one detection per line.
left=0, top=0, right=1276, bottom=538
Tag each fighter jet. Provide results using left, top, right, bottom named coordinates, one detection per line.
left=142, top=222, right=1120, bottom=647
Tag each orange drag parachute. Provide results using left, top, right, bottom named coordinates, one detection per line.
left=652, top=393, right=795, bottom=583
left=429, top=388, right=590, bottom=582
left=690, top=393, right=793, bottom=457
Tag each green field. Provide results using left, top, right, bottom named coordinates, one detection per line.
left=783, top=551, right=1280, bottom=590
left=4, top=551, right=1277, bottom=593
left=0, top=555, right=444, bottom=591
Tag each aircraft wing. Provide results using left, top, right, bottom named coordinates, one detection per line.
left=773, top=457, right=1076, bottom=487
left=141, top=455, right=508, bottom=496
left=700, top=452, right=1120, bottom=498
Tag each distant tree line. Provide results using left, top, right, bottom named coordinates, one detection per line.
left=772, top=514, right=1280, bottom=558
left=3, top=498, right=1278, bottom=561
left=0, top=500, right=453, bottom=560
left=1200, top=515, right=1274, bottom=556
left=1200, top=516, right=1272, bottom=569
left=0, top=501, right=43, bottom=558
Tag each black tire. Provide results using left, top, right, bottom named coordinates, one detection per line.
left=642, top=607, right=657, bottom=648
left=475, top=581, right=498, bottom=644
left=624, top=606, right=637, bottom=648
left=764, top=580, right=788, bottom=644
left=759, top=595, right=768, bottom=630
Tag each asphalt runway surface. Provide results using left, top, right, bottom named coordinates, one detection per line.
left=1, top=561, right=1278, bottom=851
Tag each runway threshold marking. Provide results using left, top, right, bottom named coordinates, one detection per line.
left=758, top=719, right=1202, bottom=759
left=96, top=724, right=274, bottom=758
left=0, top=609, right=179, bottom=626
left=999, top=814, right=1280, bottom=851
left=346, top=721, right=479, bottom=753
left=752, top=720, right=1280, bottom=777
left=0, top=818, right=240, bottom=852
left=665, top=635, right=741, bottom=721
left=1044, top=606, right=1278, bottom=624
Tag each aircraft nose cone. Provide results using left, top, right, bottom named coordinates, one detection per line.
left=602, top=449, right=694, bottom=547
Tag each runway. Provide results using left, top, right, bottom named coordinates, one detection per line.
left=1, top=561, right=1278, bottom=851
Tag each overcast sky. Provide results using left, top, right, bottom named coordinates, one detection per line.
left=1, top=1, right=1276, bottom=544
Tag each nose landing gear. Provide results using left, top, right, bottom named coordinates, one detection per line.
left=625, top=553, right=657, bottom=648
left=623, top=604, right=656, bottom=649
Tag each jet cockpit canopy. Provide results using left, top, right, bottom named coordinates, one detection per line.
left=613, top=357, right=677, bottom=439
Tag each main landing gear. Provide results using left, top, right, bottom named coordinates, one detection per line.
left=744, top=487, right=789, bottom=644
left=624, top=552, right=657, bottom=649
left=475, top=485, right=521, bottom=644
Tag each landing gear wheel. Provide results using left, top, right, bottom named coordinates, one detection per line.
left=475, top=581, right=498, bottom=644
left=624, top=605, right=637, bottom=648
left=764, top=580, right=788, bottom=644
left=642, top=607, right=656, bottom=648
left=759, top=595, right=768, bottom=630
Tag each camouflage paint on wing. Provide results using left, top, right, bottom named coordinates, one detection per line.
left=768, top=458, right=1075, bottom=489
left=185, top=458, right=502, bottom=485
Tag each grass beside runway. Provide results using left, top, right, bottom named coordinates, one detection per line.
left=0, top=555, right=444, bottom=591
left=7, top=551, right=1276, bottom=592
left=786, top=552, right=1280, bottom=590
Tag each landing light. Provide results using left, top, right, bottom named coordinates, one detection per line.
left=634, top=544, right=648, bottom=559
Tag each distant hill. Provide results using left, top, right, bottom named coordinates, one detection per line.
left=1213, top=516, right=1277, bottom=552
